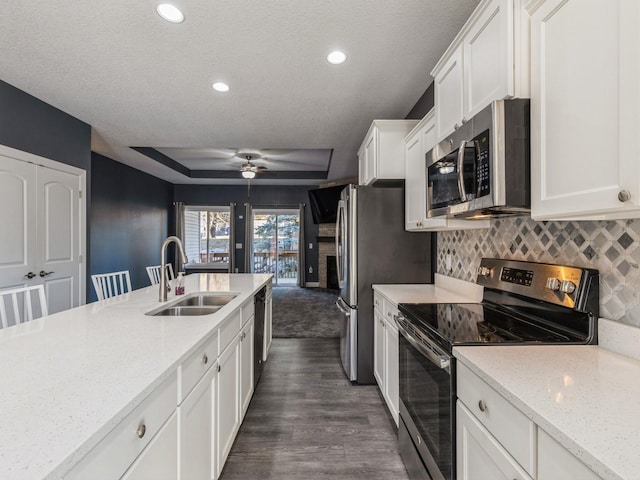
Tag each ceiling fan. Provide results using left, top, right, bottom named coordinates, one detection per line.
left=240, top=155, right=268, bottom=179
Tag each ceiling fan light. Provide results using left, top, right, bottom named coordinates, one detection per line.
left=242, top=170, right=256, bottom=179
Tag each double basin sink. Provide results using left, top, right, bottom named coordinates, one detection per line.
left=147, top=293, right=238, bottom=316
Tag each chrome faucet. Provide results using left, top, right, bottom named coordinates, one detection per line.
left=160, top=236, right=188, bottom=302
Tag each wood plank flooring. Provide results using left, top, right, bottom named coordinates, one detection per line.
left=220, top=338, right=410, bottom=480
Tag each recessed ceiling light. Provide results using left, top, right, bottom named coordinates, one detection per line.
left=156, top=4, right=184, bottom=23
left=212, top=82, right=230, bottom=93
left=327, top=51, right=347, bottom=65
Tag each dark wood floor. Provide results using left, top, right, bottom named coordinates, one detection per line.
left=220, top=338, right=410, bottom=480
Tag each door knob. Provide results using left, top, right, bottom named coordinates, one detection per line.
left=24, top=272, right=36, bottom=279
left=39, top=271, right=54, bottom=277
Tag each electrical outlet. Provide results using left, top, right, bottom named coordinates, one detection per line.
left=308, top=266, right=313, bottom=274
left=309, top=243, right=313, bottom=249
left=445, top=253, right=452, bottom=271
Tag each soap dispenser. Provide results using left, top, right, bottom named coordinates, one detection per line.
left=175, top=272, right=185, bottom=295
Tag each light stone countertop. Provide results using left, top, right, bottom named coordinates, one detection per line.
left=0, top=273, right=271, bottom=480
left=373, top=273, right=484, bottom=304
left=454, top=345, right=640, bottom=480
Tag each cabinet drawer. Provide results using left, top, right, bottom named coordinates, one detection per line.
left=457, top=362, right=535, bottom=476
left=178, top=331, right=218, bottom=403
left=383, top=298, right=399, bottom=326
left=242, top=298, right=255, bottom=325
left=65, top=372, right=177, bottom=480
left=373, top=292, right=384, bottom=313
left=219, top=310, right=242, bottom=354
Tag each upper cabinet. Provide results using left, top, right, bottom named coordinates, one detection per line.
left=432, top=0, right=530, bottom=140
left=358, top=120, right=419, bottom=185
left=527, top=0, right=640, bottom=220
left=404, top=109, right=490, bottom=232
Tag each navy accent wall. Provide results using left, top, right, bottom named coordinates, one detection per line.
left=174, top=185, right=319, bottom=283
left=405, top=82, right=435, bottom=120
left=90, top=153, right=174, bottom=301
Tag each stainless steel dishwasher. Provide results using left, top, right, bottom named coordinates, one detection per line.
left=254, top=286, right=267, bottom=387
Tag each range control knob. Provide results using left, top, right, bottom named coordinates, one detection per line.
left=477, top=266, right=491, bottom=277
left=546, top=277, right=561, bottom=291
left=559, top=280, right=577, bottom=294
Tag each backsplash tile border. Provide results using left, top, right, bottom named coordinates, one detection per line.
left=437, top=217, right=640, bottom=326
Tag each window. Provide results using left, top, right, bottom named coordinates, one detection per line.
left=184, top=206, right=231, bottom=266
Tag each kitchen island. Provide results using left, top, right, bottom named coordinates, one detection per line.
left=0, top=273, right=271, bottom=480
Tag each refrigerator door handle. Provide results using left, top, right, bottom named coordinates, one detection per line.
left=336, top=297, right=351, bottom=316
left=335, top=200, right=345, bottom=288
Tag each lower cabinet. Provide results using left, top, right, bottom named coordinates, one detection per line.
left=239, top=316, right=255, bottom=417
left=457, top=402, right=532, bottom=480
left=178, top=364, right=217, bottom=480
left=217, top=334, right=241, bottom=475
left=122, top=413, right=178, bottom=480
left=537, top=429, right=601, bottom=480
left=373, top=291, right=400, bottom=426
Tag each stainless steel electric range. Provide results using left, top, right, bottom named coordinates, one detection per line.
left=395, top=258, right=599, bottom=480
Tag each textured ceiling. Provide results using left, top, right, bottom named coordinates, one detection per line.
left=0, top=0, right=479, bottom=185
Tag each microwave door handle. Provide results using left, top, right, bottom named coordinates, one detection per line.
left=456, top=140, right=468, bottom=201
left=395, top=315, right=451, bottom=372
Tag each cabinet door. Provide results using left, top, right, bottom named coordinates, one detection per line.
left=404, top=130, right=424, bottom=230
left=435, top=45, right=464, bottom=139
left=239, top=317, right=255, bottom=417
left=530, top=0, right=640, bottom=219
left=217, top=337, right=240, bottom=474
left=263, top=293, right=272, bottom=361
left=178, top=365, right=216, bottom=480
left=373, top=309, right=385, bottom=389
left=538, top=429, right=601, bottom=480
left=463, top=0, right=512, bottom=118
left=364, top=129, right=377, bottom=185
left=457, top=402, right=532, bottom=480
left=384, top=320, right=399, bottom=427
left=121, top=413, right=178, bottom=480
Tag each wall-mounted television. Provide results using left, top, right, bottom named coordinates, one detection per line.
left=308, top=185, right=346, bottom=224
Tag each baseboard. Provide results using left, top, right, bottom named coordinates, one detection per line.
left=305, top=282, right=320, bottom=287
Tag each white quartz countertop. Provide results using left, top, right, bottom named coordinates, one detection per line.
left=0, top=273, right=271, bottom=480
left=454, top=345, right=640, bottom=480
left=373, top=273, right=483, bottom=304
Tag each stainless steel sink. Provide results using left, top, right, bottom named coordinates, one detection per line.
left=173, top=293, right=238, bottom=307
left=151, top=306, right=222, bottom=316
left=146, top=293, right=238, bottom=316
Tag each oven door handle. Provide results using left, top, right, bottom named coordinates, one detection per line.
left=395, top=314, right=451, bottom=372
left=456, top=140, right=468, bottom=202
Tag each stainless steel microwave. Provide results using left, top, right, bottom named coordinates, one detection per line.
left=426, top=99, right=530, bottom=219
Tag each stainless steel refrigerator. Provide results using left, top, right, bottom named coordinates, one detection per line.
left=335, top=184, right=434, bottom=384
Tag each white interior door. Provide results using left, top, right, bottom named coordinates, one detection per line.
left=0, top=155, right=37, bottom=290
left=38, top=165, right=81, bottom=314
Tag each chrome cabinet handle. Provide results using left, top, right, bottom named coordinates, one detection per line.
left=24, top=272, right=36, bottom=279
left=478, top=400, right=487, bottom=412
left=202, top=353, right=208, bottom=365
left=618, top=190, right=631, bottom=202
left=454, top=123, right=460, bottom=130
left=217, top=365, right=221, bottom=373
left=39, top=270, right=54, bottom=277
left=136, top=424, right=146, bottom=439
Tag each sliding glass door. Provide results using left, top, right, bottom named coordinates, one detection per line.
left=252, top=209, right=299, bottom=285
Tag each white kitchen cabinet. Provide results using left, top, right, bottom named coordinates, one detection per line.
left=457, top=402, right=533, bottom=480
left=404, top=110, right=490, bottom=232
left=432, top=0, right=529, bottom=140
left=528, top=0, right=640, bottom=220
left=178, top=364, right=217, bottom=480
left=537, top=429, right=601, bottom=480
left=216, top=334, right=241, bottom=475
left=239, top=316, right=255, bottom=417
left=121, top=413, right=178, bottom=480
left=263, top=284, right=272, bottom=361
left=358, top=120, right=419, bottom=185
left=373, top=308, right=385, bottom=388
left=373, top=292, right=400, bottom=426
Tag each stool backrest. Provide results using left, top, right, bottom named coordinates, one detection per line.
left=91, top=271, right=132, bottom=301
left=0, top=285, right=48, bottom=329
left=146, top=264, right=175, bottom=286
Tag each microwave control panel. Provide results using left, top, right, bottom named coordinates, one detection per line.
left=474, top=129, right=490, bottom=198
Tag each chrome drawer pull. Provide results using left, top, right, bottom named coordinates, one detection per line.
left=136, top=424, right=146, bottom=439
left=478, top=400, right=487, bottom=412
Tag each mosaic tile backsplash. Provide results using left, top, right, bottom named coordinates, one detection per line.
left=437, top=217, right=640, bottom=326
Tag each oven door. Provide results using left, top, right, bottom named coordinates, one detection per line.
left=426, top=141, right=478, bottom=218
left=396, top=315, right=455, bottom=480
